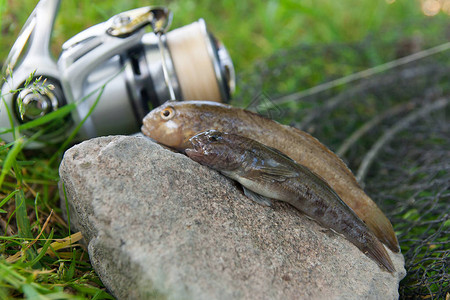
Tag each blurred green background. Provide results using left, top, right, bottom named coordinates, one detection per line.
left=1, top=0, right=448, bottom=71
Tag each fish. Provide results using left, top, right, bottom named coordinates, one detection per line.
left=185, top=130, right=395, bottom=273
left=141, top=100, right=400, bottom=253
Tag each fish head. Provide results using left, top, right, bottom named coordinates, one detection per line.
left=141, top=101, right=187, bottom=149
left=186, top=130, right=247, bottom=171
left=141, top=100, right=235, bottom=150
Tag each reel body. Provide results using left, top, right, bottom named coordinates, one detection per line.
left=1, top=0, right=235, bottom=148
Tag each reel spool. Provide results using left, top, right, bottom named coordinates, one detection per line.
left=166, top=19, right=235, bottom=101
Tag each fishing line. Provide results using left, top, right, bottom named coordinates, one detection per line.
left=272, top=41, right=450, bottom=105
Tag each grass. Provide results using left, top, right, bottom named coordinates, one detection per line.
left=1, top=0, right=444, bottom=71
left=0, top=75, right=117, bottom=298
left=0, top=0, right=448, bottom=298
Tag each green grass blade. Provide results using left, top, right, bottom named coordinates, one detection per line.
left=91, top=289, right=114, bottom=300
left=14, top=189, right=30, bottom=239
left=0, top=137, right=24, bottom=189
left=65, top=249, right=76, bottom=281
left=0, top=260, right=78, bottom=299
left=1, top=96, right=17, bottom=140
left=34, top=192, right=40, bottom=226
left=22, top=284, right=43, bottom=299
left=0, top=141, right=15, bottom=151
left=15, top=189, right=42, bottom=269
left=0, top=261, right=25, bottom=287
left=71, top=284, right=114, bottom=299
left=24, top=230, right=54, bottom=268
left=0, top=189, right=18, bottom=210
left=0, top=102, right=77, bottom=135
left=62, top=182, right=71, bottom=236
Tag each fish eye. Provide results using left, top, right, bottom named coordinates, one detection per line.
left=208, top=134, right=220, bottom=142
left=160, top=106, right=175, bottom=120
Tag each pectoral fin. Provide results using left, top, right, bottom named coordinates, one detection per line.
left=253, top=165, right=298, bottom=182
left=243, top=186, right=273, bottom=207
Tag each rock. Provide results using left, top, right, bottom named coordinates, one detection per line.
left=59, top=135, right=405, bottom=300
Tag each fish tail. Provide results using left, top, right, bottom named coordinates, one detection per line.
left=364, top=236, right=396, bottom=273
left=364, top=209, right=400, bottom=253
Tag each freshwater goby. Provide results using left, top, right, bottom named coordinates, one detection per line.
left=185, top=130, right=395, bottom=272
left=141, top=100, right=399, bottom=252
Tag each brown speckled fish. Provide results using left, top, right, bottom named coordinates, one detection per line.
left=142, top=100, right=399, bottom=253
left=185, top=130, right=395, bottom=272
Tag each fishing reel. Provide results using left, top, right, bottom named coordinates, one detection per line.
left=0, top=0, right=235, bottom=148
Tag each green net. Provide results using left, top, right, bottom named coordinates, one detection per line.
left=234, top=18, right=449, bottom=299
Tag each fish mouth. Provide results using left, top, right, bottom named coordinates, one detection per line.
left=140, top=124, right=152, bottom=138
left=185, top=136, right=204, bottom=159
left=188, top=136, right=202, bottom=150
left=186, top=130, right=221, bottom=162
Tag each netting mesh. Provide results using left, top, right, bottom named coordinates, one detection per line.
left=233, top=19, right=449, bottom=299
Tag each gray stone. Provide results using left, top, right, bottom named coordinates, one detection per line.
left=59, top=135, right=406, bottom=300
